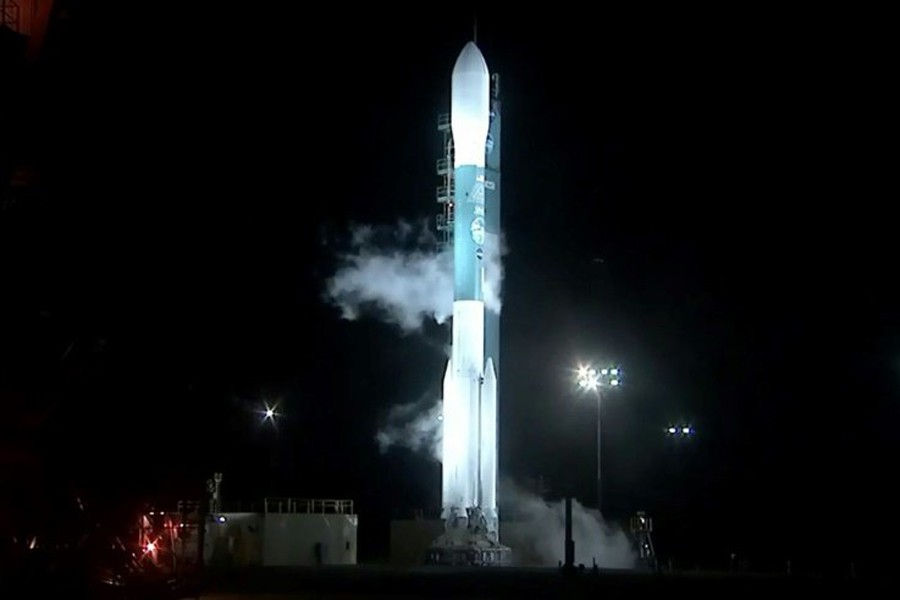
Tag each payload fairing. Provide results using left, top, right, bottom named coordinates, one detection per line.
left=432, top=42, right=507, bottom=564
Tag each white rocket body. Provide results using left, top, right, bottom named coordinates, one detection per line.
left=441, top=42, right=498, bottom=535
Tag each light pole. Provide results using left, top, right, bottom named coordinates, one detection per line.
left=575, top=364, right=621, bottom=514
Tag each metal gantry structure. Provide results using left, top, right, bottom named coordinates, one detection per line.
left=436, top=114, right=454, bottom=249
left=629, top=511, right=657, bottom=570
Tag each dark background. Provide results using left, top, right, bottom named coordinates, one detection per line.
left=2, top=2, right=895, bottom=572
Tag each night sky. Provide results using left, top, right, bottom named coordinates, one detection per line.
left=2, top=4, right=896, bottom=569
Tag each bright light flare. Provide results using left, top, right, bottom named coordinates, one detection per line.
left=667, top=424, right=694, bottom=436
left=145, top=541, right=156, bottom=553
left=261, top=402, right=280, bottom=422
left=576, top=365, right=600, bottom=391
left=575, top=364, right=622, bottom=391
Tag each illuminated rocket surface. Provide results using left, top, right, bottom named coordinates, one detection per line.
left=442, top=41, right=502, bottom=537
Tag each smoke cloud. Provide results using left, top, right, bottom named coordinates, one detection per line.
left=374, top=399, right=637, bottom=569
left=482, top=238, right=505, bottom=317
left=375, top=398, right=443, bottom=462
left=500, top=478, right=636, bottom=569
left=325, top=221, right=505, bottom=333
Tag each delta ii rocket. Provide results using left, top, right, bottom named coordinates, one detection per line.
left=441, top=41, right=502, bottom=540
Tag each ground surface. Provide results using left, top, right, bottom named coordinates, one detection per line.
left=193, top=566, right=893, bottom=599
left=4, top=564, right=894, bottom=598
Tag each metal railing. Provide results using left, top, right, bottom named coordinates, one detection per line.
left=436, top=184, right=455, bottom=203
left=264, top=498, right=355, bottom=515
left=436, top=213, right=453, bottom=232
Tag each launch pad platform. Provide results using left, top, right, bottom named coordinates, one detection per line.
left=426, top=509, right=511, bottom=567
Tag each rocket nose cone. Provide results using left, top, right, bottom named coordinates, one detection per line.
left=451, top=42, right=491, bottom=167
left=453, top=42, right=489, bottom=78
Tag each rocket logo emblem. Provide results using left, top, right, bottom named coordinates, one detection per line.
left=470, top=217, right=485, bottom=245
left=471, top=182, right=485, bottom=203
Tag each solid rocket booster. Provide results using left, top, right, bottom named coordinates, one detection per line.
left=442, top=41, right=499, bottom=534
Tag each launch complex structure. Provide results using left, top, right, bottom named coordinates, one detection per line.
left=428, top=42, right=510, bottom=566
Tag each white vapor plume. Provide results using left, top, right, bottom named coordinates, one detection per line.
left=375, top=398, right=443, bottom=462
left=373, top=400, right=636, bottom=569
left=325, top=221, right=505, bottom=333
left=328, top=246, right=453, bottom=332
left=500, top=478, right=635, bottom=569
left=482, top=237, right=505, bottom=316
